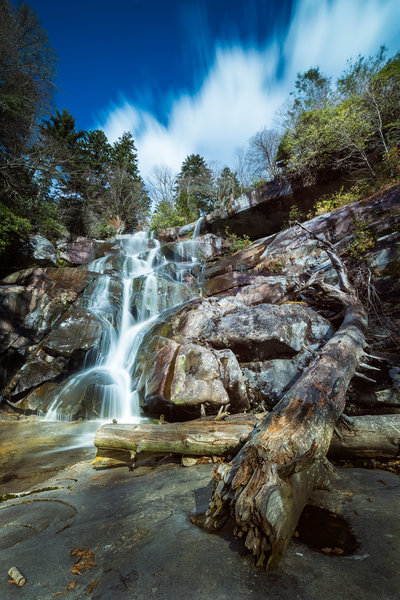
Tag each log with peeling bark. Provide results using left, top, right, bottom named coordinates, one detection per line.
left=93, top=414, right=400, bottom=466
left=202, top=224, right=369, bottom=570
left=93, top=420, right=255, bottom=467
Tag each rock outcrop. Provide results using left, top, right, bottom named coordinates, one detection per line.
left=0, top=183, right=399, bottom=420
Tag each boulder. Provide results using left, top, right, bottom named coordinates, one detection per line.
left=43, top=308, right=105, bottom=358
left=141, top=341, right=249, bottom=418
left=28, top=234, right=58, bottom=266
left=58, top=237, right=113, bottom=265
left=4, top=306, right=106, bottom=404
left=5, top=349, right=67, bottom=399
left=204, top=303, right=333, bottom=361
left=0, top=267, right=95, bottom=354
left=135, top=298, right=332, bottom=417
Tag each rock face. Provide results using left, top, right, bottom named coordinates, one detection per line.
left=58, top=238, right=113, bottom=265
left=134, top=297, right=332, bottom=418
left=28, top=234, right=58, bottom=266
left=0, top=183, right=399, bottom=419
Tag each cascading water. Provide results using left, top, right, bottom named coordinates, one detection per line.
left=44, top=225, right=203, bottom=423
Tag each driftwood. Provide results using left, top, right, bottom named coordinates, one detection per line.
left=200, top=223, right=368, bottom=569
left=93, top=414, right=400, bottom=467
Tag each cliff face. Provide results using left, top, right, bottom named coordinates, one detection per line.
left=0, top=184, right=399, bottom=420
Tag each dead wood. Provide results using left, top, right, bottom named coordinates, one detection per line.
left=93, top=414, right=400, bottom=466
left=94, top=420, right=254, bottom=467
left=202, top=223, right=368, bottom=569
left=329, top=414, right=400, bottom=459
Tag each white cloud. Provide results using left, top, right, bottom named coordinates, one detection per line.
left=99, top=0, right=400, bottom=180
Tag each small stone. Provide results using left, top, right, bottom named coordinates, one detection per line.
left=182, top=456, right=197, bottom=467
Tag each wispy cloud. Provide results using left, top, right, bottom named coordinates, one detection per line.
left=99, top=0, right=400, bottom=179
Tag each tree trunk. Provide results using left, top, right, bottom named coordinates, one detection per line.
left=203, top=299, right=367, bottom=569
left=94, top=420, right=254, bottom=467
left=329, top=414, right=400, bottom=459
left=93, top=414, right=400, bottom=466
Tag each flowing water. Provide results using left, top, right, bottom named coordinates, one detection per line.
left=44, top=226, right=203, bottom=423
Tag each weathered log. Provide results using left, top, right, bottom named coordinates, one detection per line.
left=93, top=420, right=254, bottom=467
left=329, top=414, right=400, bottom=459
left=202, top=223, right=368, bottom=569
left=93, top=413, right=400, bottom=467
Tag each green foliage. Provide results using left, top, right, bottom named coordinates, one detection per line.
left=216, top=167, right=240, bottom=206
left=346, top=219, right=376, bottom=259
left=0, top=202, right=32, bottom=255
left=224, top=227, right=252, bottom=252
left=282, top=205, right=307, bottom=230
left=264, top=258, right=285, bottom=273
left=277, top=49, right=400, bottom=187
left=150, top=199, right=186, bottom=233
left=175, top=154, right=216, bottom=219
left=312, top=186, right=361, bottom=216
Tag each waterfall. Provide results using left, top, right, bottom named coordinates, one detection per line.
left=44, top=225, right=203, bottom=423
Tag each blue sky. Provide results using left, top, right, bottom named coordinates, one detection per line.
left=28, top=0, right=400, bottom=179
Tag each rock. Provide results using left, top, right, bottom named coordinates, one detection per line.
left=131, top=272, right=198, bottom=318
left=28, top=234, right=58, bottom=266
left=4, top=306, right=106, bottom=404
left=43, top=308, right=105, bottom=358
left=58, top=237, right=112, bottom=265
left=182, top=456, right=197, bottom=466
left=136, top=298, right=331, bottom=417
left=11, top=382, right=59, bottom=412
left=242, top=356, right=309, bottom=410
left=139, top=336, right=249, bottom=418
left=205, top=303, right=333, bottom=361
left=0, top=267, right=95, bottom=354
left=5, top=350, right=67, bottom=399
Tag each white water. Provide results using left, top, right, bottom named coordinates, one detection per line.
left=45, top=226, right=203, bottom=423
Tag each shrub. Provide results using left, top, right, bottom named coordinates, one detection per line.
left=224, top=226, right=252, bottom=251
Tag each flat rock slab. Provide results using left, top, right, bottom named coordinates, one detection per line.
left=0, top=424, right=399, bottom=600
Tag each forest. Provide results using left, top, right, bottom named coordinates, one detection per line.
left=1, top=0, right=399, bottom=274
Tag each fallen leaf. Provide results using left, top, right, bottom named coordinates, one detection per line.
left=321, top=547, right=332, bottom=554
left=67, top=581, right=76, bottom=590
left=86, top=579, right=99, bottom=595
left=333, top=547, right=344, bottom=555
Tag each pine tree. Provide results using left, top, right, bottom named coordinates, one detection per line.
left=175, top=154, right=216, bottom=220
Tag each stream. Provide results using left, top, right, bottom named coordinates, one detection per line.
left=44, top=223, right=203, bottom=423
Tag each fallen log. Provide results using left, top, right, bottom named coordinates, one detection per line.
left=93, top=420, right=254, bottom=467
left=329, top=414, right=400, bottom=459
left=201, top=223, right=368, bottom=569
left=93, top=413, right=400, bottom=466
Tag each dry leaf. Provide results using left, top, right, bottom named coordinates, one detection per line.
left=321, top=547, right=332, bottom=554
left=86, top=579, right=99, bottom=595
left=67, top=581, right=76, bottom=590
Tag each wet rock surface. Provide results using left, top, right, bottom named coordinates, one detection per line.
left=0, top=424, right=399, bottom=600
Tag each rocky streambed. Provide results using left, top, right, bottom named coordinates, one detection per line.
left=0, top=183, right=400, bottom=597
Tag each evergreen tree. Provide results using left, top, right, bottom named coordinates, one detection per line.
left=216, top=167, right=240, bottom=206
left=0, top=0, right=56, bottom=255
left=175, top=154, right=216, bottom=220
